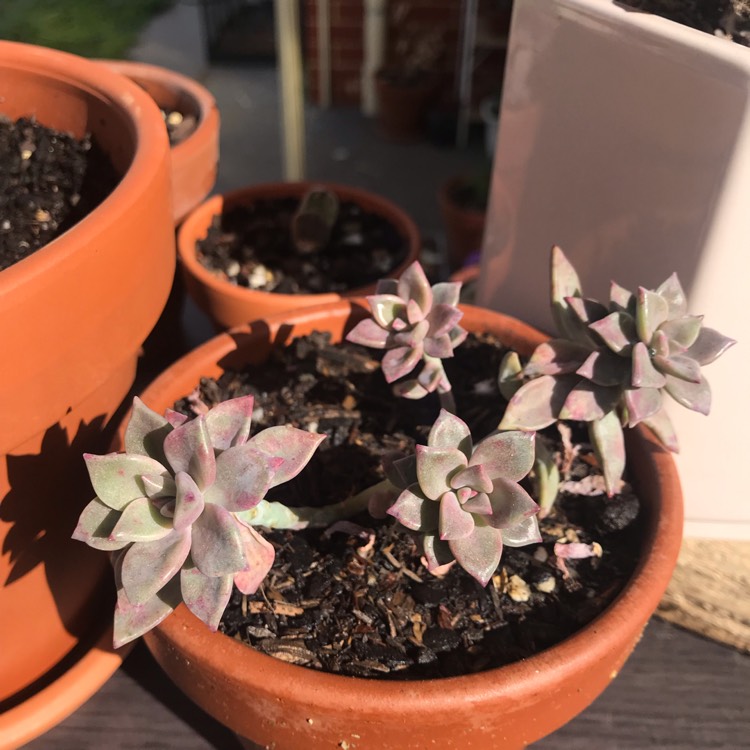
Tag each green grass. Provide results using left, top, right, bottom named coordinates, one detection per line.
left=0, top=0, right=174, bottom=59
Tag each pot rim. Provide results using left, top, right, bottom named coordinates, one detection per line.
left=0, top=41, right=170, bottom=292
left=176, top=181, right=421, bottom=307
left=138, top=299, right=683, bottom=716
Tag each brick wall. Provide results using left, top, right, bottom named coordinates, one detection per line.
left=303, top=0, right=464, bottom=108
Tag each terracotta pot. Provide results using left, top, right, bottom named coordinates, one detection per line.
left=438, top=177, right=487, bottom=271
left=98, top=59, right=220, bottom=224
left=0, top=41, right=173, bottom=745
left=177, top=182, right=421, bottom=330
left=375, top=68, right=440, bottom=142
left=128, top=300, right=683, bottom=749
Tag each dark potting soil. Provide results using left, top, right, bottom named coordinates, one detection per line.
left=196, top=198, right=409, bottom=294
left=0, top=116, right=119, bottom=272
left=175, top=332, right=643, bottom=680
left=628, top=0, right=750, bottom=46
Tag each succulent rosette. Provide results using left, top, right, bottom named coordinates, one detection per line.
left=346, top=260, right=467, bottom=398
left=386, top=410, right=541, bottom=586
left=73, top=396, right=324, bottom=647
left=499, top=246, right=735, bottom=493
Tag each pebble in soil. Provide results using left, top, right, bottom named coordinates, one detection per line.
left=176, top=331, right=643, bottom=680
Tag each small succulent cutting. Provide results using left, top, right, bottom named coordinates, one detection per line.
left=499, top=246, right=735, bottom=494
left=73, top=396, right=324, bottom=647
left=346, top=260, right=467, bottom=410
left=385, top=410, right=541, bottom=586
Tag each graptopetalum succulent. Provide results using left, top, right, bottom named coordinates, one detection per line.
left=73, top=396, right=325, bottom=647
left=75, top=397, right=541, bottom=644
left=499, top=246, right=735, bottom=494
left=345, top=260, right=467, bottom=410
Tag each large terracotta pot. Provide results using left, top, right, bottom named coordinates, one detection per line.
left=130, top=300, right=683, bottom=749
left=177, top=182, right=421, bottom=330
left=0, top=41, right=174, bottom=746
left=98, top=59, right=220, bottom=224
left=375, top=68, right=440, bottom=142
left=438, top=177, right=487, bottom=271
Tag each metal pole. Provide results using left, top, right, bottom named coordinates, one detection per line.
left=317, top=0, right=332, bottom=108
left=456, top=0, right=478, bottom=149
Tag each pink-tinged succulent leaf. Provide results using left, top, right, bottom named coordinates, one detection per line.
left=501, top=514, right=542, bottom=548
left=367, top=483, right=400, bottom=518
left=449, top=325, right=468, bottom=348
left=499, top=374, right=578, bottom=431
left=439, top=491, right=475, bottom=540
left=406, top=298, right=425, bottom=325
left=392, top=318, right=407, bottom=331
left=659, top=315, right=703, bottom=350
left=392, top=378, right=429, bottom=400
left=423, top=533, right=454, bottom=571
left=664, top=373, right=711, bottom=415
left=141, top=473, right=176, bottom=500
left=382, top=345, right=423, bottom=383
left=367, top=294, right=406, bottom=328
left=484, top=478, right=539, bottom=529
left=498, top=351, right=523, bottom=401
left=110, top=497, right=173, bottom=543
left=523, top=339, right=590, bottom=377
left=120, top=529, right=191, bottom=606
left=191, top=503, right=246, bottom=577
left=566, top=296, right=609, bottom=326
left=204, top=444, right=277, bottom=512
left=448, top=521, right=504, bottom=586
left=623, top=387, right=662, bottom=427
left=173, top=472, right=205, bottom=532
left=388, top=485, right=438, bottom=532
left=631, top=342, right=667, bottom=388
left=461, top=491, right=492, bottom=515
left=559, top=381, right=620, bottom=421
left=470, top=430, right=535, bottom=483
left=428, top=409, right=473, bottom=456
left=450, top=464, right=492, bottom=493
left=423, top=333, right=454, bottom=359
left=164, top=409, right=189, bottom=427
left=685, top=327, right=736, bottom=365
left=248, top=426, right=326, bottom=487
left=375, top=278, right=399, bottom=295
left=589, top=312, right=636, bottom=354
left=588, top=412, right=626, bottom=496
left=392, top=319, right=429, bottom=349
left=636, top=287, right=669, bottom=344
left=234, top=524, right=276, bottom=595
left=416, top=359, right=445, bottom=391
left=397, top=261, right=433, bottom=313
left=383, top=454, right=418, bottom=489
left=345, top=318, right=390, bottom=348
left=577, top=350, right=628, bottom=387
left=656, top=272, right=688, bottom=317
left=84, top=453, right=170, bottom=511
left=609, top=281, right=635, bottom=313
left=72, top=498, right=130, bottom=551
left=113, top=576, right=181, bottom=648
left=642, top=407, right=680, bottom=452
left=124, top=397, right=172, bottom=463
left=180, top=564, right=233, bottom=630
left=651, top=329, right=670, bottom=357
left=163, top=416, right=216, bottom=491
left=416, top=445, right=468, bottom=500
left=432, top=281, right=461, bottom=307
left=551, top=246, right=584, bottom=339
left=205, top=395, right=254, bottom=451
left=652, top=353, right=702, bottom=384
left=427, top=303, right=463, bottom=337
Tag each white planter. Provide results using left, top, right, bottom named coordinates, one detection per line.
left=478, top=0, right=750, bottom=539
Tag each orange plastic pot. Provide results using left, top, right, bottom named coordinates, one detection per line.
left=177, top=182, right=421, bottom=330
left=0, top=41, right=173, bottom=746
left=98, top=59, right=220, bottom=224
left=129, top=300, right=683, bottom=750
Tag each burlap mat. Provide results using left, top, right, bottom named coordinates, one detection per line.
left=656, top=538, right=750, bottom=653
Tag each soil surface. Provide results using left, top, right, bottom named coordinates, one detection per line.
left=176, top=331, right=643, bottom=680
left=629, top=0, right=750, bottom=45
left=0, top=116, right=119, bottom=271
left=196, top=198, right=410, bottom=294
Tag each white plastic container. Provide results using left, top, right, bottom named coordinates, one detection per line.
left=478, top=0, right=750, bottom=539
